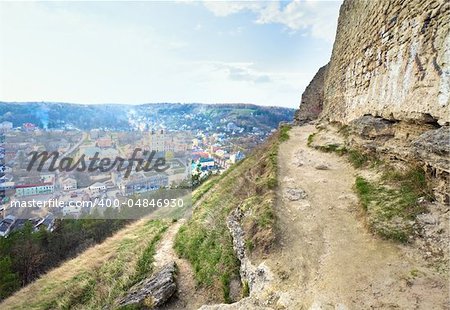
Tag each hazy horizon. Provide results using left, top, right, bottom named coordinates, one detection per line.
left=0, top=100, right=296, bottom=109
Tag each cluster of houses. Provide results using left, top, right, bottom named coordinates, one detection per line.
left=191, top=131, right=246, bottom=180
left=0, top=119, right=249, bottom=236
left=0, top=213, right=56, bottom=238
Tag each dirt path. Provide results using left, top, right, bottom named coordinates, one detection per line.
left=155, top=219, right=210, bottom=310
left=263, top=125, right=448, bottom=309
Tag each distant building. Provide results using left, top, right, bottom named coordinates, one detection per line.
left=40, top=174, right=55, bottom=184
left=89, top=182, right=106, bottom=195
left=22, top=123, right=37, bottom=131
left=79, top=146, right=119, bottom=159
left=147, top=129, right=167, bottom=152
left=61, top=178, right=77, bottom=191
left=230, top=151, right=245, bottom=164
left=192, top=152, right=210, bottom=161
left=15, top=183, right=54, bottom=197
left=0, top=182, right=15, bottom=191
left=213, top=153, right=230, bottom=168
left=166, top=159, right=189, bottom=185
left=0, top=121, right=13, bottom=132
left=97, top=137, right=113, bottom=148
left=197, top=158, right=215, bottom=171
left=119, top=172, right=168, bottom=196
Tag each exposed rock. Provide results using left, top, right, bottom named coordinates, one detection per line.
left=226, top=207, right=274, bottom=295
left=294, top=64, right=328, bottom=124
left=412, top=126, right=450, bottom=157
left=283, top=188, right=307, bottom=201
left=412, top=126, right=450, bottom=204
left=319, top=0, right=450, bottom=126
left=417, top=213, right=438, bottom=225
left=343, top=115, right=449, bottom=205
left=118, top=262, right=177, bottom=309
left=349, top=115, right=395, bottom=140
left=315, top=164, right=330, bottom=170
left=198, top=298, right=273, bottom=310
left=199, top=208, right=276, bottom=310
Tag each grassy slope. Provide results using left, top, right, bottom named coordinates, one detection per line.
left=174, top=125, right=290, bottom=303
left=0, top=219, right=169, bottom=310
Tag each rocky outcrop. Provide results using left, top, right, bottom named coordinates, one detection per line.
left=198, top=207, right=275, bottom=310
left=296, top=0, right=449, bottom=203
left=118, top=262, right=177, bottom=309
left=412, top=126, right=450, bottom=204
left=226, top=207, right=273, bottom=295
left=317, top=0, right=449, bottom=125
left=294, top=64, right=328, bottom=124
left=345, top=115, right=449, bottom=204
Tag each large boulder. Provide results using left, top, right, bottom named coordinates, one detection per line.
left=118, top=262, right=177, bottom=309
left=349, top=115, right=395, bottom=140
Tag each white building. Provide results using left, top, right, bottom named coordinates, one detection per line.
left=147, top=129, right=167, bottom=152
left=61, top=178, right=77, bottom=191
left=89, top=182, right=106, bottom=195
left=230, top=151, right=245, bottom=164
left=0, top=121, right=13, bottom=131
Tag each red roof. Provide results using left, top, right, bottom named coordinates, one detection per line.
left=192, top=152, right=209, bottom=158
left=15, top=182, right=53, bottom=189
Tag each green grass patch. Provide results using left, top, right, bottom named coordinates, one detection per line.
left=174, top=130, right=281, bottom=302
left=307, top=132, right=316, bottom=147
left=7, top=220, right=170, bottom=310
left=242, top=280, right=250, bottom=298
left=348, top=149, right=371, bottom=168
left=354, top=168, right=429, bottom=243
left=278, top=124, right=292, bottom=142
left=337, top=124, right=351, bottom=138
left=132, top=223, right=168, bottom=284
left=316, top=144, right=348, bottom=155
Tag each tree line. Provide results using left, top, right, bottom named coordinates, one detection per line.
left=0, top=217, right=129, bottom=300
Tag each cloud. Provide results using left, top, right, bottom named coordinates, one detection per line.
left=209, top=62, right=272, bottom=84
left=202, top=0, right=342, bottom=42
left=202, top=2, right=265, bottom=17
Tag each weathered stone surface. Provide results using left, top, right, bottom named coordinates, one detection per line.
left=294, top=64, right=328, bottom=124
left=198, top=208, right=275, bottom=310
left=319, top=0, right=450, bottom=126
left=226, top=207, right=274, bottom=295
left=349, top=115, right=395, bottom=139
left=412, top=126, right=450, bottom=157
left=412, top=126, right=450, bottom=204
left=283, top=188, right=307, bottom=201
left=315, top=164, right=330, bottom=170
left=340, top=114, right=449, bottom=204
left=118, top=262, right=177, bottom=309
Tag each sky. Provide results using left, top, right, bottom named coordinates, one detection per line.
left=0, top=1, right=342, bottom=108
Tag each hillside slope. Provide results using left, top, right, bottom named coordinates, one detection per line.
left=0, top=219, right=170, bottom=309
left=200, top=125, right=448, bottom=309
left=174, top=128, right=285, bottom=304
left=0, top=127, right=287, bottom=309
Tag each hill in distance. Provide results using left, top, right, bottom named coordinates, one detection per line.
left=0, top=102, right=295, bottom=132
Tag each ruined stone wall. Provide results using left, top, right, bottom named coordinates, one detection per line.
left=294, top=64, right=328, bottom=124
left=321, top=0, right=450, bottom=126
